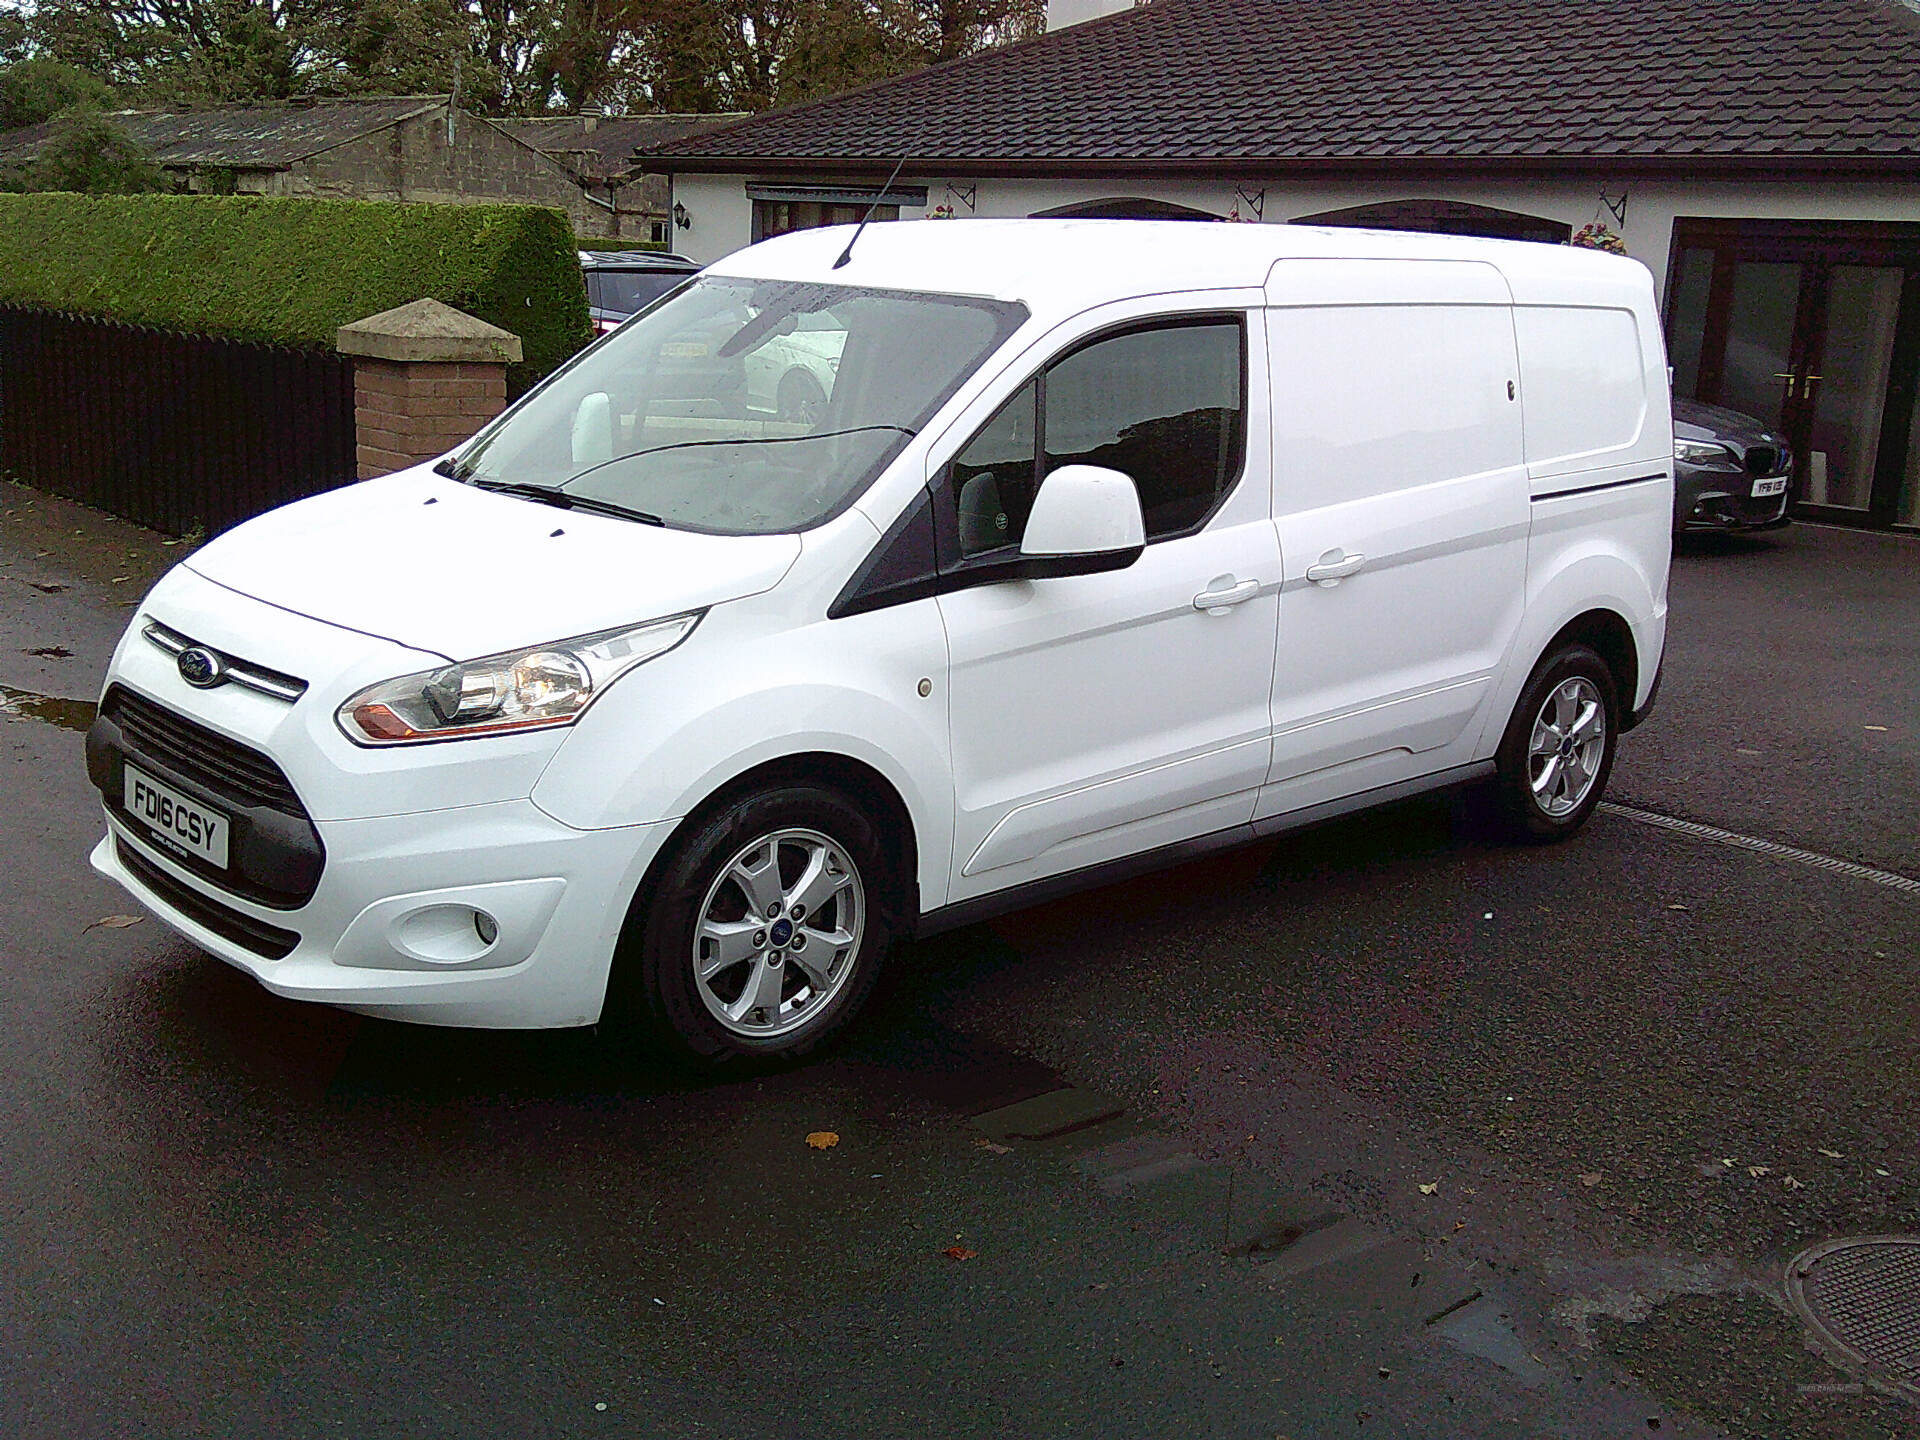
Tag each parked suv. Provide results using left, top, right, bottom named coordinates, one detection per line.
left=580, top=250, right=700, bottom=335
left=87, top=221, right=1670, bottom=1066
left=1672, top=397, right=1793, bottom=533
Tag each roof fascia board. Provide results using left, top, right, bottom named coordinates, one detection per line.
left=643, top=153, right=1920, bottom=180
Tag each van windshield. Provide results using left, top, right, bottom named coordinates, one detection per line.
left=453, top=276, right=1027, bottom=535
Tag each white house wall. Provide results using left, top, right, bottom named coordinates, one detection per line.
left=670, top=169, right=1920, bottom=302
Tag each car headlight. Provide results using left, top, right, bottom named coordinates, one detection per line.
left=1675, top=438, right=1737, bottom=465
left=338, top=612, right=701, bottom=745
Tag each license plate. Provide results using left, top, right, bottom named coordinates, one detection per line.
left=1752, top=476, right=1788, bottom=498
left=123, top=765, right=229, bottom=868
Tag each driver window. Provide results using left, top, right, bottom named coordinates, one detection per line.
left=944, top=317, right=1245, bottom=559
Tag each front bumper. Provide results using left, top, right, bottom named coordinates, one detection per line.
left=1676, top=463, right=1792, bottom=530
left=92, top=789, right=671, bottom=1030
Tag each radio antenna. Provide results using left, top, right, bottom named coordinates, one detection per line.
left=833, top=155, right=911, bottom=270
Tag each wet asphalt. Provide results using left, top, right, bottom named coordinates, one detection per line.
left=2, top=496, right=1916, bottom=1440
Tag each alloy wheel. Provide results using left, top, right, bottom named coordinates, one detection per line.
left=691, top=827, right=865, bottom=1038
left=1527, top=676, right=1607, bottom=817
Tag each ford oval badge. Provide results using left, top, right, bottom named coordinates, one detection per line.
left=178, top=646, right=226, bottom=688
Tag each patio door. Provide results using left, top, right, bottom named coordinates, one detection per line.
left=1667, top=220, right=1920, bottom=528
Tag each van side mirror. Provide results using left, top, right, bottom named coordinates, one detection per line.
left=1019, top=465, right=1146, bottom=574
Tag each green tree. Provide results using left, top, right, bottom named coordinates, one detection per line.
left=0, top=57, right=119, bottom=127
left=2, top=110, right=167, bottom=192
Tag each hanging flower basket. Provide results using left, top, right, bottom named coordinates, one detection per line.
left=1571, top=222, right=1627, bottom=256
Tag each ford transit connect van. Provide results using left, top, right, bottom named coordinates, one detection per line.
left=87, top=220, right=1670, bottom=1065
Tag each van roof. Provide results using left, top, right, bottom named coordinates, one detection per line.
left=703, top=218, right=1650, bottom=318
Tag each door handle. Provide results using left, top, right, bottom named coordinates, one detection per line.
left=1192, top=578, right=1260, bottom=613
left=1306, top=551, right=1367, bottom=586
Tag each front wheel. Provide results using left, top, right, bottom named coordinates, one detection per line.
left=613, top=784, right=892, bottom=1067
left=1493, top=643, right=1619, bottom=842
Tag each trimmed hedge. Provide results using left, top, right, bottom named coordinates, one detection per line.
left=0, top=193, right=592, bottom=390
left=576, top=235, right=670, bottom=253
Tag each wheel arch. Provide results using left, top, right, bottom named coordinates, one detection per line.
left=1543, top=607, right=1638, bottom=716
left=620, top=749, right=922, bottom=939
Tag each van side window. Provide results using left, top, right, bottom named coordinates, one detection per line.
left=951, top=381, right=1037, bottom=557
left=1044, top=320, right=1244, bottom=539
left=944, top=317, right=1245, bottom=558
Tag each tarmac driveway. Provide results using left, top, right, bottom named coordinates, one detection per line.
left=3, top=490, right=1916, bottom=1440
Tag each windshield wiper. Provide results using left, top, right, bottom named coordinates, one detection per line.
left=433, top=455, right=470, bottom=481
left=467, top=478, right=665, bottom=527
left=561, top=425, right=915, bottom=490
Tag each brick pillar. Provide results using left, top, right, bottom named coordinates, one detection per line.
left=336, top=299, right=523, bottom=479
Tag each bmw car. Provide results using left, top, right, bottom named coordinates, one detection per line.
left=1673, top=398, right=1793, bottom=534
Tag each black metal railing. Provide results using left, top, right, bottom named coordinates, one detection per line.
left=0, top=305, right=356, bottom=536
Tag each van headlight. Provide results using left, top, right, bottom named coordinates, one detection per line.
left=338, top=612, right=701, bottom=745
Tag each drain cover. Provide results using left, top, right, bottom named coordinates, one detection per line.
left=1788, top=1237, right=1920, bottom=1397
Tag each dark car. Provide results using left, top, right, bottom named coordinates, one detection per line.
left=580, top=250, right=701, bottom=335
left=1672, top=398, right=1793, bottom=534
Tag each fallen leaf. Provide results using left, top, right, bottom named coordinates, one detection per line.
left=109, top=576, right=129, bottom=584
left=973, top=1138, right=1012, bottom=1155
left=1452, top=1220, right=1467, bottom=1232
left=1735, top=747, right=1762, bottom=756
left=1579, top=1172, right=1604, bottom=1187
left=1783, top=1176, right=1805, bottom=1191
left=1818, top=1147, right=1844, bottom=1159
left=1417, top=1181, right=1439, bottom=1195
left=804, top=1131, right=839, bottom=1150
left=1865, top=725, right=1888, bottom=733
left=1875, top=1168, right=1892, bottom=1177
left=1747, top=1165, right=1770, bottom=1178
left=83, top=914, right=143, bottom=932
left=942, top=1245, right=978, bottom=1261
left=1666, top=903, right=1690, bottom=912
left=1721, top=1158, right=1738, bottom=1168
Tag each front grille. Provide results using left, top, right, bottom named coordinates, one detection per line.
left=102, top=686, right=302, bottom=814
left=116, top=837, right=300, bottom=959
left=1745, top=444, right=1789, bottom=477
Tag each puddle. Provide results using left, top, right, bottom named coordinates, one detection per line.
left=0, top=684, right=97, bottom=731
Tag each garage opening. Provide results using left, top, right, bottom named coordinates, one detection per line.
left=1293, top=199, right=1571, bottom=245
left=1029, top=197, right=1222, bottom=221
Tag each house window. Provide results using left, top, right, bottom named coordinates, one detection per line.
left=753, top=199, right=895, bottom=242
left=745, top=183, right=928, bottom=244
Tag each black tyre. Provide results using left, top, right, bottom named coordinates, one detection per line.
left=1493, top=643, right=1619, bottom=842
left=612, top=784, right=891, bottom=1067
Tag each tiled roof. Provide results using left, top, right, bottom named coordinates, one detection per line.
left=641, top=0, right=1920, bottom=174
left=0, top=97, right=443, bottom=169
left=500, top=114, right=746, bottom=181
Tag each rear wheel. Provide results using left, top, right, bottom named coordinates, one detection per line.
left=612, top=784, right=891, bottom=1067
left=1493, top=643, right=1618, bottom=842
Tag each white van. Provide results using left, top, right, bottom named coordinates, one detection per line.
left=86, top=220, right=1670, bottom=1065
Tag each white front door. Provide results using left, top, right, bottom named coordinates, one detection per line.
left=935, top=312, right=1280, bottom=901
left=1259, top=262, right=1531, bottom=819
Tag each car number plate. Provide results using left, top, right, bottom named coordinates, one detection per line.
left=123, top=764, right=229, bottom=868
left=1752, top=476, right=1788, bottom=498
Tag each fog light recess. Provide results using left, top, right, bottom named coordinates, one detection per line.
left=392, top=903, right=501, bottom=965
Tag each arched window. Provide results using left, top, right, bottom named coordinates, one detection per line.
left=1029, top=197, right=1223, bottom=221
left=1292, top=200, right=1571, bottom=245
